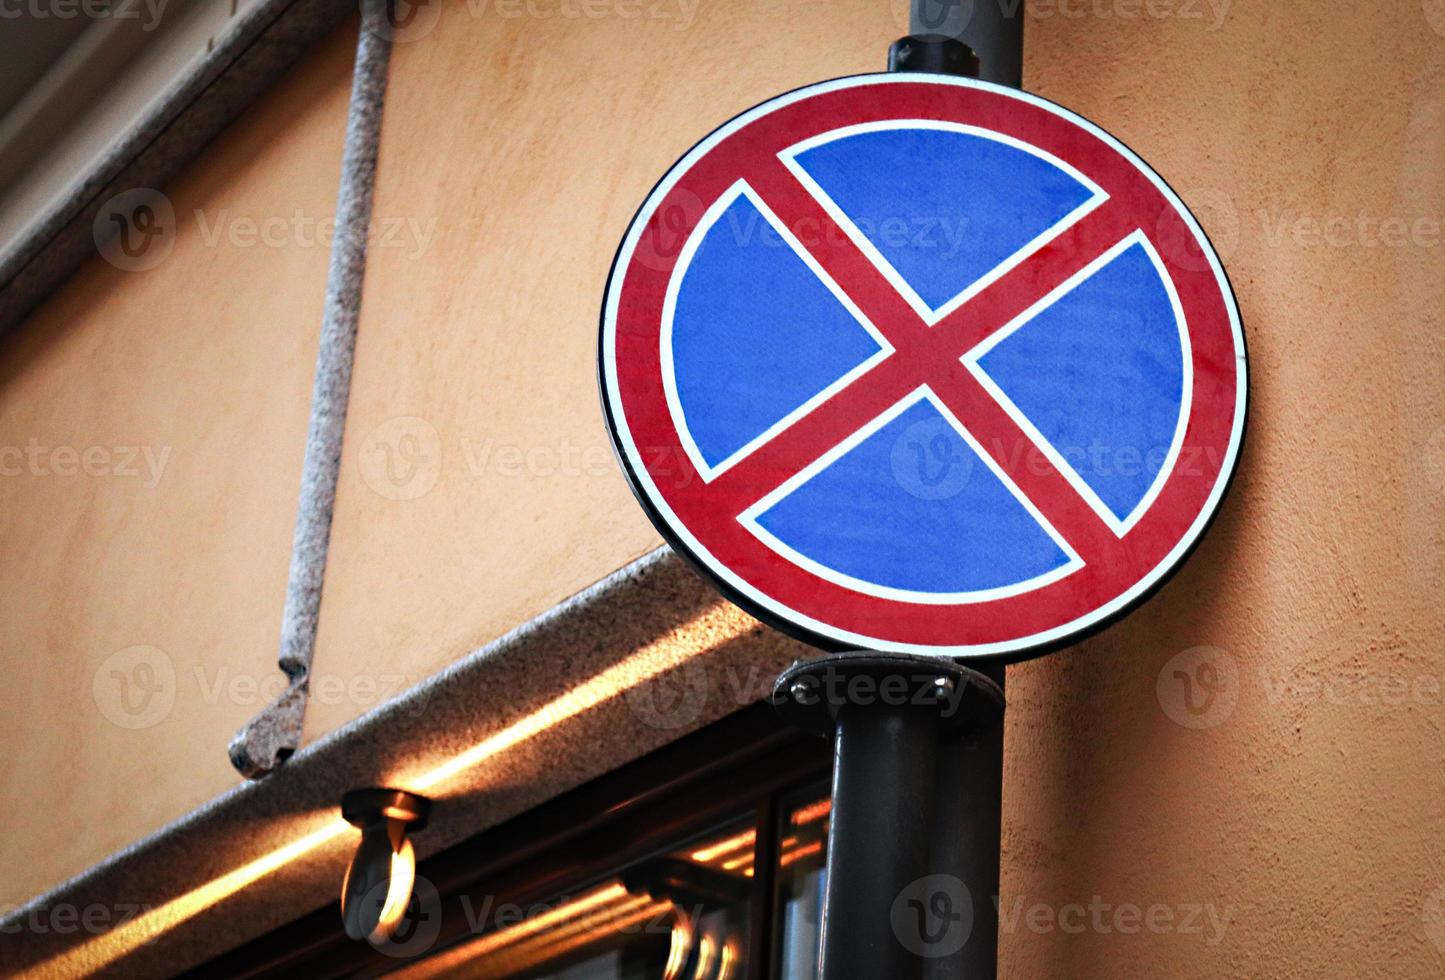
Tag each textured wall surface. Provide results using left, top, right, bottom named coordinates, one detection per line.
left=0, top=25, right=357, bottom=908
left=0, top=0, right=1441, bottom=975
left=1006, top=2, right=1445, bottom=976
left=316, top=0, right=1445, bottom=974
left=304, top=0, right=911, bottom=740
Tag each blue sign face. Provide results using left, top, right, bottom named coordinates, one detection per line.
left=602, top=75, right=1246, bottom=657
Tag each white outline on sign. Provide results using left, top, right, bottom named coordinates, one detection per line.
left=962, top=230, right=1193, bottom=537
left=737, top=385, right=1085, bottom=603
left=601, top=73, right=1248, bottom=658
left=661, top=180, right=895, bottom=483
left=779, top=120, right=1108, bottom=327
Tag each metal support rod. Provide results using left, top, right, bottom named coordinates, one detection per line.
left=774, top=654, right=1004, bottom=980
left=768, top=10, right=1025, bottom=978
left=910, top=0, right=1025, bottom=87
left=891, top=7, right=1024, bottom=973
left=924, top=663, right=1005, bottom=979
left=227, top=0, right=394, bottom=780
left=823, top=697, right=941, bottom=979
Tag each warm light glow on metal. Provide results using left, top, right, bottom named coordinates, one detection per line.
left=694, top=933, right=717, bottom=978
left=512, top=901, right=671, bottom=971
left=440, top=883, right=629, bottom=961
left=21, top=816, right=350, bottom=978
left=25, top=603, right=753, bottom=977
left=720, top=853, right=754, bottom=873
left=410, top=603, right=750, bottom=792
left=779, top=841, right=825, bottom=868
left=790, top=799, right=832, bottom=826
left=718, top=936, right=741, bottom=980
left=664, top=915, right=694, bottom=980
left=689, top=829, right=756, bottom=864
left=340, top=789, right=429, bottom=945
left=396, top=890, right=670, bottom=979
left=373, top=838, right=416, bottom=940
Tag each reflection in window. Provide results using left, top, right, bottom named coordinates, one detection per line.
left=774, top=794, right=830, bottom=979
left=391, top=822, right=754, bottom=979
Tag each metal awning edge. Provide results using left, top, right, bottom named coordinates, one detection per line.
left=0, top=0, right=354, bottom=335
left=0, top=547, right=813, bottom=977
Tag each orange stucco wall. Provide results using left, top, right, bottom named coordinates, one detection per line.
left=0, top=24, right=357, bottom=908
left=1, top=0, right=1442, bottom=973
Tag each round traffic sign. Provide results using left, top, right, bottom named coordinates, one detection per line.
left=600, top=74, right=1246, bottom=658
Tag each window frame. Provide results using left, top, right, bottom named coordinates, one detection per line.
left=188, top=703, right=831, bottom=979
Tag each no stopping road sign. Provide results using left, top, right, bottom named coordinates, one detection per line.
left=601, top=74, right=1246, bottom=658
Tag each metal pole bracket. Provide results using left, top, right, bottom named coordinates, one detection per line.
left=772, top=651, right=1004, bottom=741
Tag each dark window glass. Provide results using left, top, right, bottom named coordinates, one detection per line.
left=392, top=821, right=754, bottom=979
left=188, top=705, right=834, bottom=979
left=773, top=791, right=830, bottom=979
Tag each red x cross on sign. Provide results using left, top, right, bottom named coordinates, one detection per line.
left=602, top=75, right=1246, bottom=658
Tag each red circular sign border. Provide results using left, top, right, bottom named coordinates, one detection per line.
left=600, top=74, right=1247, bottom=659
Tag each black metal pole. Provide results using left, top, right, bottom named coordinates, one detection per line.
left=774, top=655, right=1004, bottom=980
left=893, top=0, right=1024, bottom=87
left=915, top=0, right=1025, bottom=87
left=896, top=8, right=1023, bottom=975
left=924, top=663, right=1005, bottom=979
left=769, top=7, right=1025, bottom=977
left=824, top=696, right=941, bottom=979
